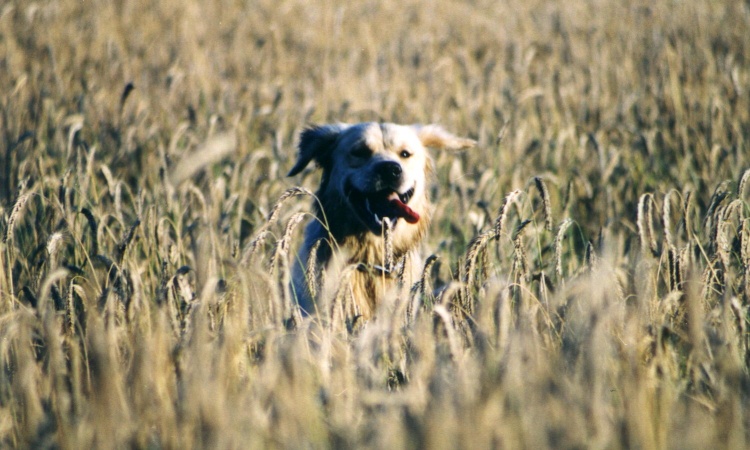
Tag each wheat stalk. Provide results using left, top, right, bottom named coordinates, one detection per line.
left=512, top=220, right=532, bottom=280
left=270, top=212, right=306, bottom=272
left=667, top=247, right=680, bottom=292
left=240, top=188, right=313, bottom=265
left=704, top=183, right=729, bottom=238
left=330, top=265, right=359, bottom=331
left=384, top=218, right=394, bottom=272
left=707, top=204, right=725, bottom=258
left=493, top=189, right=523, bottom=239
left=645, top=194, right=658, bottom=256
left=738, top=168, right=750, bottom=198
left=554, top=218, right=574, bottom=280
left=534, top=176, right=553, bottom=231
left=5, top=192, right=33, bottom=244
left=305, top=239, right=323, bottom=299
left=741, top=219, right=750, bottom=269
left=716, top=216, right=731, bottom=271
left=464, top=231, right=492, bottom=283
left=38, top=268, right=70, bottom=316
left=115, top=219, right=141, bottom=264
left=637, top=193, right=658, bottom=257
left=730, top=296, right=747, bottom=356
left=679, top=244, right=694, bottom=286
left=410, top=254, right=440, bottom=320
left=276, top=212, right=308, bottom=319
left=434, top=303, right=461, bottom=358
left=683, top=190, right=695, bottom=242
left=46, top=231, right=66, bottom=270
left=240, top=229, right=271, bottom=266
left=80, top=208, right=100, bottom=257
left=662, top=189, right=679, bottom=249
left=267, top=187, right=313, bottom=224
left=395, top=253, right=409, bottom=286
left=66, top=281, right=83, bottom=335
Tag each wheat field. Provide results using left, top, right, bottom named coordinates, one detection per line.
left=1, top=0, right=750, bottom=448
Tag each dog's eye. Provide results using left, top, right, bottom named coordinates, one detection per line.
left=351, top=146, right=370, bottom=158
left=399, top=150, right=411, bottom=158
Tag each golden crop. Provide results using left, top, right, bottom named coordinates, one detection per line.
left=1, top=0, right=749, bottom=447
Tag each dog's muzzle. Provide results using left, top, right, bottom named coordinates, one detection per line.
left=344, top=179, right=419, bottom=234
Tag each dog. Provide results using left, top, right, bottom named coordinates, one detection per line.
left=288, top=122, right=475, bottom=319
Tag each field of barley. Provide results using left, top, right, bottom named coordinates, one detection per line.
left=1, top=0, right=750, bottom=448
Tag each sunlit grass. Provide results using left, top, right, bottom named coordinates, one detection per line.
left=1, top=0, right=749, bottom=447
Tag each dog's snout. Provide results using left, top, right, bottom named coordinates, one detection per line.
left=386, top=162, right=402, bottom=179
left=377, top=161, right=402, bottom=184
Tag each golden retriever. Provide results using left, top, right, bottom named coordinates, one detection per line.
left=288, top=122, right=475, bottom=319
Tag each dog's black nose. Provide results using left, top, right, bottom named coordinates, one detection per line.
left=378, top=161, right=402, bottom=184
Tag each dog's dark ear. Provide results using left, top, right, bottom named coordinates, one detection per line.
left=413, top=125, right=476, bottom=150
left=288, top=124, right=348, bottom=176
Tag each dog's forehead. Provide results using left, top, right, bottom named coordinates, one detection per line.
left=339, top=123, right=422, bottom=152
left=379, top=123, right=422, bottom=149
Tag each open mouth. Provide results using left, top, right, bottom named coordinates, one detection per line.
left=344, top=181, right=420, bottom=234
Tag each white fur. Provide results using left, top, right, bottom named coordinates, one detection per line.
left=288, top=122, right=475, bottom=319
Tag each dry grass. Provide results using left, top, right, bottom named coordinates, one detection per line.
left=1, top=0, right=750, bottom=448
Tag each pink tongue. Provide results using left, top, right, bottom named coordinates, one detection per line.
left=389, top=197, right=420, bottom=224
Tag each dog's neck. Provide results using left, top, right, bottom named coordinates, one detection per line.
left=306, top=223, right=419, bottom=318
left=312, top=200, right=430, bottom=265
left=309, top=225, right=401, bottom=269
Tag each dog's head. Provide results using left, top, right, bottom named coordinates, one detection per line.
left=289, top=122, right=475, bottom=235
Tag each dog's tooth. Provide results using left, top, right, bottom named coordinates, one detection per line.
left=398, top=186, right=415, bottom=204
